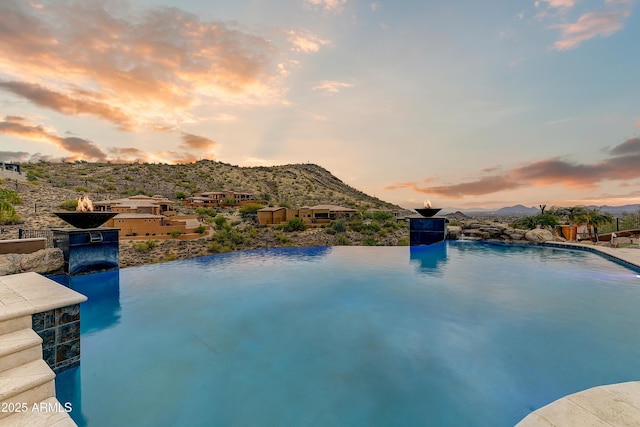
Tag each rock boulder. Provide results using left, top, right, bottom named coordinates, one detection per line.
left=524, top=229, right=554, bottom=243
left=0, top=248, right=64, bottom=276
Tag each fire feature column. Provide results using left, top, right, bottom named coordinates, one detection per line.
left=409, top=201, right=447, bottom=246
left=52, top=195, right=120, bottom=275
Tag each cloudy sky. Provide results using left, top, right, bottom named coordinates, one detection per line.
left=0, top=0, right=638, bottom=209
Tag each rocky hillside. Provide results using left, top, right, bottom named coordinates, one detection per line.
left=17, top=160, right=397, bottom=209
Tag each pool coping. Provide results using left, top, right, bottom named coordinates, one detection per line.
left=540, top=241, right=640, bottom=271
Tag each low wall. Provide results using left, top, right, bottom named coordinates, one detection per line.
left=32, top=304, right=81, bottom=373
left=0, top=238, right=47, bottom=254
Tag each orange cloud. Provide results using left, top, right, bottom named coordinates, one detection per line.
left=0, top=1, right=289, bottom=130
left=0, top=81, right=135, bottom=130
left=386, top=137, right=640, bottom=198
left=0, top=116, right=108, bottom=161
left=0, top=116, right=220, bottom=164
left=385, top=176, right=521, bottom=198
left=286, top=30, right=331, bottom=53
left=181, top=133, right=216, bottom=151
left=107, top=147, right=148, bottom=163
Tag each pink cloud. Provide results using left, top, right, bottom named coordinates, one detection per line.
left=553, top=10, right=630, bottom=50
left=305, top=0, right=348, bottom=14
left=312, top=80, right=354, bottom=94
left=539, top=0, right=575, bottom=9
left=385, top=137, right=640, bottom=199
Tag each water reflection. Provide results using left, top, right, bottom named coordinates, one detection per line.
left=55, top=367, right=86, bottom=426
left=65, top=269, right=121, bottom=335
left=409, top=242, right=448, bottom=275
left=51, top=270, right=120, bottom=426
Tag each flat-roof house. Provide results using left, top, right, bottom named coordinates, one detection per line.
left=182, top=191, right=256, bottom=207
left=257, top=204, right=357, bottom=226
left=93, top=195, right=208, bottom=239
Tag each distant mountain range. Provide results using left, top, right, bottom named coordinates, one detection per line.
left=440, top=204, right=640, bottom=217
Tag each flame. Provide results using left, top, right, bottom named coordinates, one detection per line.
left=424, top=200, right=432, bottom=208
left=76, top=194, right=94, bottom=212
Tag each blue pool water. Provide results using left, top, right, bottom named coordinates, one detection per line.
left=53, top=243, right=640, bottom=426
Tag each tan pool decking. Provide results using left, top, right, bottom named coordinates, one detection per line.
left=0, top=272, right=86, bottom=426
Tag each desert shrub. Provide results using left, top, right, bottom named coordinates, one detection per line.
left=0, top=201, right=21, bottom=224
left=366, top=211, right=393, bottom=221
left=0, top=189, right=22, bottom=204
left=331, top=220, right=347, bottom=233
left=325, top=228, right=337, bottom=235
left=59, top=199, right=78, bottom=211
left=348, top=219, right=364, bottom=232
left=207, top=242, right=233, bottom=254
left=195, top=225, right=207, bottom=234
left=382, top=220, right=399, bottom=229
left=213, top=228, right=245, bottom=247
left=335, top=234, right=351, bottom=246
left=134, top=240, right=157, bottom=252
left=363, top=237, right=377, bottom=246
left=176, top=191, right=188, bottom=199
left=239, top=203, right=265, bottom=217
left=74, top=186, right=90, bottom=193
left=26, top=171, right=39, bottom=181
left=170, top=230, right=182, bottom=239
left=283, top=218, right=306, bottom=232
left=195, top=207, right=217, bottom=217
left=275, top=233, right=292, bottom=245
left=350, top=220, right=380, bottom=235
left=398, top=237, right=410, bottom=246
left=213, top=215, right=227, bottom=229
left=161, top=253, right=177, bottom=262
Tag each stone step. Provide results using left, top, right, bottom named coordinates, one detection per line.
left=0, top=360, right=55, bottom=420
left=0, top=316, right=31, bottom=336
left=0, top=397, right=76, bottom=426
left=0, top=329, right=43, bottom=373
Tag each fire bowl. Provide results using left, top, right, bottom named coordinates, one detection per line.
left=54, top=212, right=118, bottom=229
left=415, top=208, right=442, bottom=217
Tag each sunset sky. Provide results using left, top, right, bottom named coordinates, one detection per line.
left=1, top=0, right=639, bottom=209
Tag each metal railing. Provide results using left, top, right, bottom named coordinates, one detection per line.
left=18, top=229, right=54, bottom=247
left=598, top=214, right=640, bottom=234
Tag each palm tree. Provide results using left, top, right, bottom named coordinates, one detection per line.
left=582, top=208, right=614, bottom=242
left=550, top=206, right=587, bottom=241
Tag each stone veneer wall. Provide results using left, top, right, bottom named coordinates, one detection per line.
left=32, top=304, right=81, bottom=373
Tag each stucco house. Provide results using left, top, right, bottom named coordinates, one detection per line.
left=93, top=195, right=208, bottom=239
left=257, top=204, right=357, bottom=226
left=182, top=190, right=256, bottom=207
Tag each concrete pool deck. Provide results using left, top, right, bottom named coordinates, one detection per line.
left=518, top=242, right=640, bottom=426
left=542, top=241, right=640, bottom=271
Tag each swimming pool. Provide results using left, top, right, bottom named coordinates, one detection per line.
left=54, top=242, right=640, bottom=426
